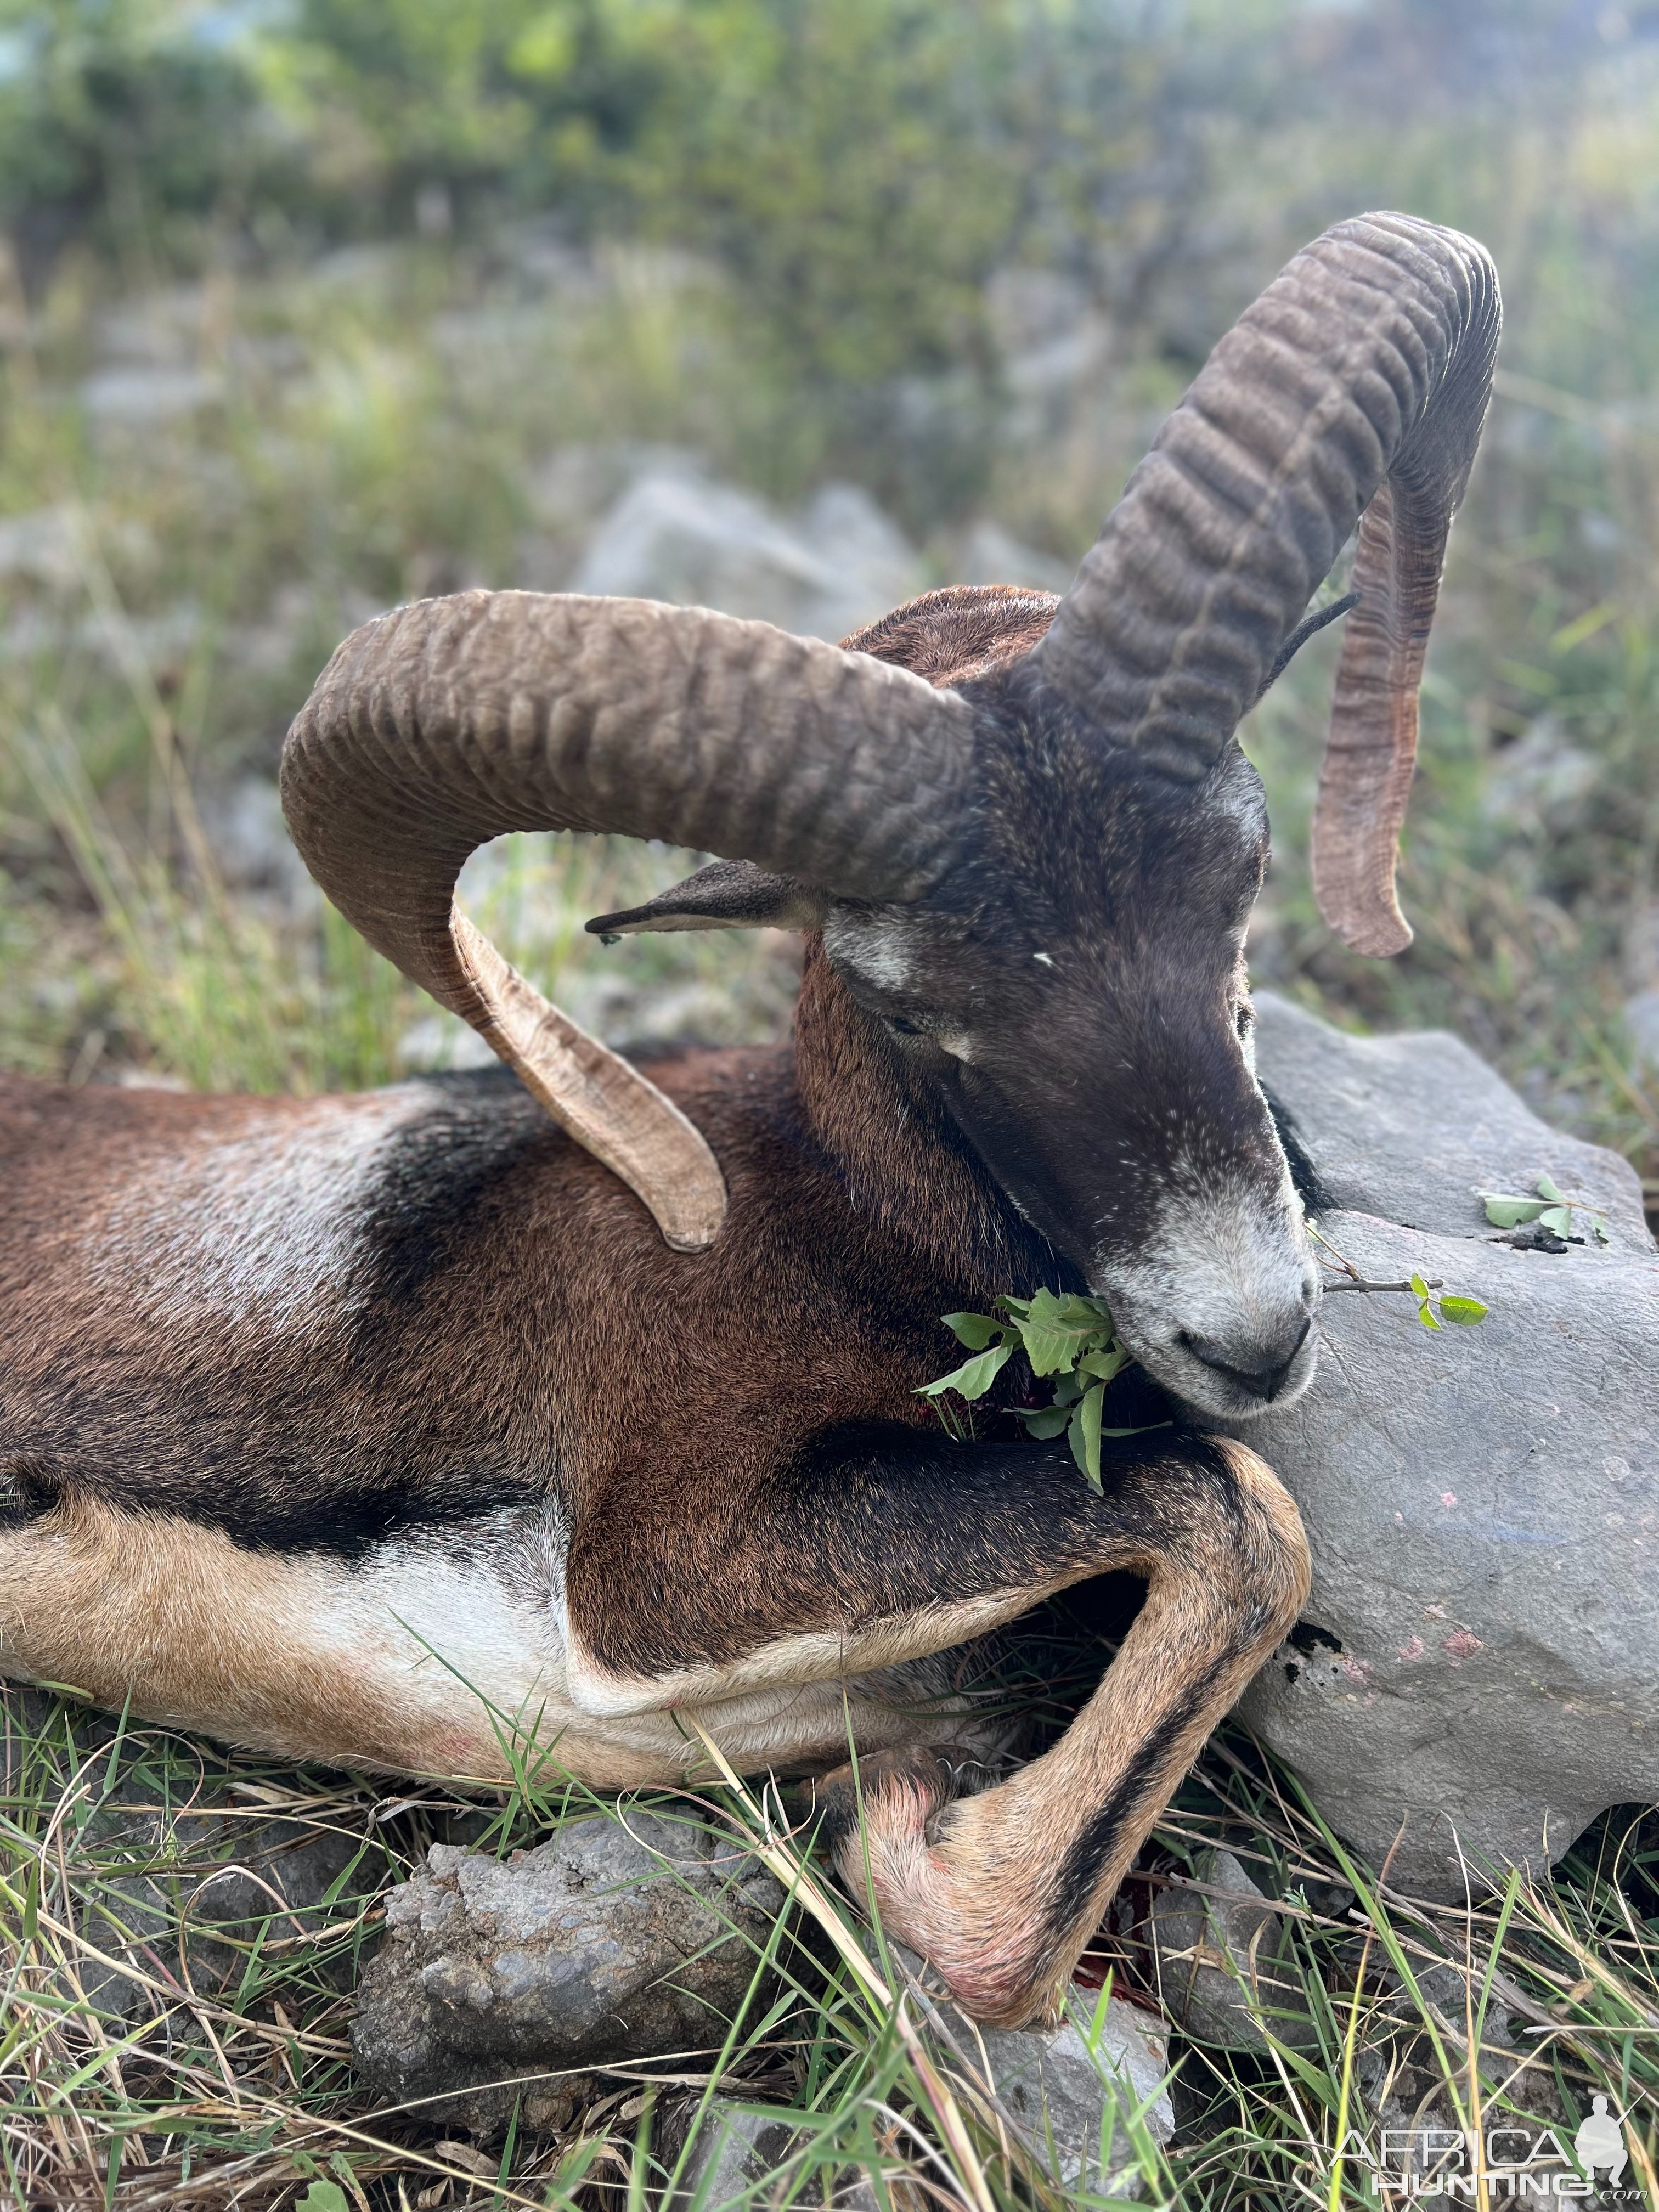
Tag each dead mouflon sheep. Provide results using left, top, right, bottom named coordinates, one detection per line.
left=0, top=214, right=1499, bottom=2025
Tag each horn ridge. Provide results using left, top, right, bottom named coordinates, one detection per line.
left=1032, top=211, right=1499, bottom=950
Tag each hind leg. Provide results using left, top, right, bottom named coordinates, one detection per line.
left=810, top=1439, right=1307, bottom=2023
left=567, top=1423, right=1308, bottom=2024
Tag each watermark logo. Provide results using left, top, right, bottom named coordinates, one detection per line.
left=1334, top=2104, right=1645, bottom=2200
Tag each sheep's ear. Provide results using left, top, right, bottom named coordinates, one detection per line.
left=586, top=860, right=828, bottom=939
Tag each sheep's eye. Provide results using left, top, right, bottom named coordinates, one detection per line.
left=885, top=1014, right=923, bottom=1037
left=1235, top=1002, right=1255, bottom=1040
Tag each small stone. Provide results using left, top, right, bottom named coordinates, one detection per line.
left=963, top=1995, right=1172, bottom=2197
left=42, top=1740, right=371, bottom=2027
left=879, top=1943, right=1172, bottom=2198
left=350, top=1813, right=787, bottom=2134
left=571, top=470, right=922, bottom=645
left=1147, top=1849, right=1318, bottom=2052
left=956, top=519, right=1075, bottom=595
left=661, top=2100, right=801, bottom=2211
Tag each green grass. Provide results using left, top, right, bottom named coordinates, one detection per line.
left=4, top=1647, right=1656, bottom=2210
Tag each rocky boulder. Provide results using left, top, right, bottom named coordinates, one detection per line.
left=572, top=471, right=923, bottom=644
left=351, top=1812, right=786, bottom=2131
left=850, top=1939, right=1172, bottom=2199
left=1241, top=993, right=1658, bottom=1897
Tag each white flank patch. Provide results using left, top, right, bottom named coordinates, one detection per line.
left=299, top=1504, right=570, bottom=1737
left=98, top=1085, right=439, bottom=1334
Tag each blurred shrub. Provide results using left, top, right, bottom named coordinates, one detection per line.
left=0, top=2, right=1277, bottom=392
left=0, top=1, right=287, bottom=267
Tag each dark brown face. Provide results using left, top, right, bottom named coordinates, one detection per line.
left=821, top=743, right=1320, bottom=1421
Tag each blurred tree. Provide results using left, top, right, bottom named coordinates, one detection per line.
left=592, top=0, right=1029, bottom=384
left=0, top=0, right=274, bottom=270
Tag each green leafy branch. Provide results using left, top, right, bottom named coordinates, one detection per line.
left=1310, top=1224, right=1488, bottom=1330
left=1482, top=1172, right=1610, bottom=1245
left=916, top=1288, right=1162, bottom=1492
left=1406, top=1271, right=1486, bottom=1330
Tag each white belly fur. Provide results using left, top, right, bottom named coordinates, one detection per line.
left=0, top=1497, right=1005, bottom=1788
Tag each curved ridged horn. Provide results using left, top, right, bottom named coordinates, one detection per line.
left=280, top=590, right=976, bottom=1250
left=1034, top=211, right=1500, bottom=956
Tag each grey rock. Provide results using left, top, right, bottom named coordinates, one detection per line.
left=0, top=504, right=156, bottom=598
left=77, top=1809, right=363, bottom=2021
left=1147, top=1848, right=1318, bottom=2051
left=1624, top=987, right=1659, bottom=1071
left=1000, top=315, right=1115, bottom=407
left=200, top=777, right=317, bottom=907
left=1237, top=994, right=1659, bottom=1897
left=956, top=520, right=1075, bottom=596
left=524, top=443, right=705, bottom=537
left=662, top=2100, right=801, bottom=2210
left=0, top=505, right=83, bottom=590
left=1254, top=991, right=1651, bottom=1251
left=1622, top=900, right=1659, bottom=994
left=961, top=1993, right=1172, bottom=2197
left=983, top=264, right=1094, bottom=358
left=1484, top=719, right=1600, bottom=834
left=572, top=471, right=922, bottom=644
left=1373, top=1958, right=1522, bottom=2055
left=351, top=1813, right=787, bottom=2130
left=883, top=1944, right=1171, bottom=2197
left=19, top=1721, right=371, bottom=2026
left=93, top=285, right=217, bottom=368
left=80, top=365, right=224, bottom=425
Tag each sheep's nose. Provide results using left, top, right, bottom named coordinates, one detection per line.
left=1180, top=1315, right=1311, bottom=1404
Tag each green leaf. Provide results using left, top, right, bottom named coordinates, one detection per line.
left=1483, top=1194, right=1548, bottom=1228
left=917, top=1341, right=1012, bottom=1401
left=296, top=2187, right=351, bottom=2212
left=1593, top=1217, right=1610, bottom=1245
left=1437, top=1295, right=1488, bottom=1325
left=1066, top=1415, right=1089, bottom=1481
left=1068, top=1381, right=1105, bottom=1489
left=1015, top=1404, right=1072, bottom=1439
left=1535, top=1173, right=1564, bottom=1203
left=1409, top=1273, right=1430, bottom=1299
left=1537, top=1205, right=1573, bottom=1237
left=1016, top=1286, right=1108, bottom=1375
left=1416, top=1301, right=1442, bottom=1330
left=941, top=1311, right=1002, bottom=1350
left=1077, top=1345, right=1130, bottom=1385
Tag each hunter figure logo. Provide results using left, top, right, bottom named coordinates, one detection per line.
left=1576, top=2097, right=1628, bottom=2192
left=1339, top=2104, right=1644, bottom=2199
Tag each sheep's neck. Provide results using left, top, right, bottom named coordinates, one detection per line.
left=791, top=935, right=1058, bottom=1302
